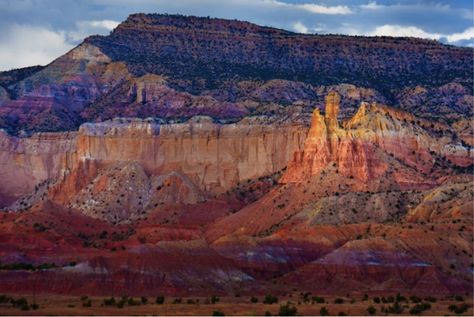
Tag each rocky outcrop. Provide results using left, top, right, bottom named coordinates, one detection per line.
left=0, top=86, right=9, bottom=104
left=0, top=119, right=307, bottom=210
left=295, top=190, right=423, bottom=225
left=406, top=179, right=473, bottom=222
left=82, top=74, right=249, bottom=123
left=281, top=92, right=473, bottom=186
left=67, top=162, right=206, bottom=223
left=280, top=92, right=388, bottom=183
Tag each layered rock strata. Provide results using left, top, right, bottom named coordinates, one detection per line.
left=0, top=119, right=307, bottom=209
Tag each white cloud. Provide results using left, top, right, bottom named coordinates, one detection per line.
left=265, top=0, right=352, bottom=15
left=298, top=3, right=352, bottom=15
left=366, top=24, right=474, bottom=45
left=293, top=21, right=309, bottom=34
left=446, top=27, right=474, bottom=42
left=0, top=20, right=121, bottom=71
left=0, top=24, right=74, bottom=71
left=68, top=19, right=120, bottom=42
left=369, top=25, right=443, bottom=40
left=360, top=1, right=383, bottom=10
left=88, top=20, right=120, bottom=30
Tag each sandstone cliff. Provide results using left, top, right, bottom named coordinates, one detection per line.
left=0, top=130, right=76, bottom=206
left=0, top=119, right=307, bottom=217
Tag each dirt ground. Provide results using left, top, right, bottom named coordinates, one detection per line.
left=0, top=293, right=472, bottom=316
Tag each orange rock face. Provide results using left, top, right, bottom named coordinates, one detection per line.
left=73, top=119, right=307, bottom=195
left=282, top=92, right=473, bottom=187
left=0, top=119, right=307, bottom=213
left=281, top=92, right=387, bottom=183
left=0, top=130, right=77, bottom=205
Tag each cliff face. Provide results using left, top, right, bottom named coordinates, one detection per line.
left=75, top=118, right=306, bottom=194
left=0, top=119, right=306, bottom=212
left=0, top=130, right=76, bottom=206
left=281, top=92, right=473, bottom=186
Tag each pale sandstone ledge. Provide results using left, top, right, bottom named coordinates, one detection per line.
left=78, top=116, right=302, bottom=138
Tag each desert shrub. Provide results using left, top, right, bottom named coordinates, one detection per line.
left=396, top=293, right=406, bottom=302
left=264, top=311, right=272, bottom=316
left=212, top=310, right=225, bottom=316
left=409, top=302, right=431, bottom=315
left=334, top=298, right=344, bottom=304
left=264, top=294, right=278, bottom=304
left=155, top=295, right=165, bottom=304
left=278, top=302, right=297, bottom=316
left=127, top=297, right=139, bottom=306
left=20, top=304, right=30, bottom=311
left=449, top=303, right=469, bottom=314
left=320, top=306, right=329, bottom=316
left=312, top=296, right=325, bottom=304
left=141, top=296, right=148, bottom=304
left=367, top=306, right=376, bottom=315
left=373, top=296, right=380, bottom=303
left=409, top=296, right=421, bottom=303
left=187, top=299, right=195, bottom=304
left=10, top=297, right=29, bottom=311
left=211, top=295, right=220, bottom=304
left=103, top=297, right=116, bottom=306
left=172, top=298, right=182, bottom=304
left=386, top=301, right=403, bottom=314
left=0, top=295, right=10, bottom=303
left=33, top=222, right=47, bottom=232
left=301, top=292, right=311, bottom=303
left=455, top=295, right=464, bottom=301
left=424, top=296, right=436, bottom=303
left=250, top=296, right=258, bottom=303
left=82, top=300, right=92, bottom=307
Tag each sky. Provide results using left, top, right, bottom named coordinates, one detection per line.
left=0, top=0, right=473, bottom=71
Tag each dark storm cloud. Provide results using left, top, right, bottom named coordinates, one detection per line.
left=0, top=0, right=472, bottom=70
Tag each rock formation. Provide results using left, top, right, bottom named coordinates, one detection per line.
left=0, top=118, right=307, bottom=219
left=282, top=92, right=473, bottom=186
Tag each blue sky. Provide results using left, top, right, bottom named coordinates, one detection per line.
left=0, top=0, right=472, bottom=71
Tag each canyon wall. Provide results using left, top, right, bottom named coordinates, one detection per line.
left=76, top=118, right=307, bottom=193
left=0, top=130, right=77, bottom=205
left=0, top=119, right=307, bottom=206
